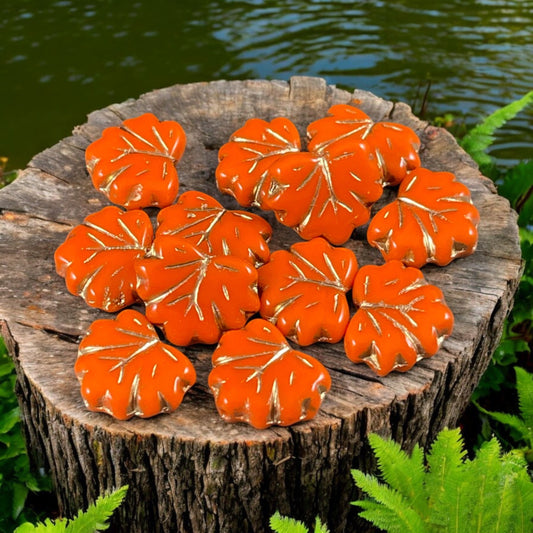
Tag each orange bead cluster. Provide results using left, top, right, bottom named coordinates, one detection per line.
left=55, top=107, right=479, bottom=428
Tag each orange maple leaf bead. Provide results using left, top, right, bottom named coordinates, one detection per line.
left=344, top=260, right=454, bottom=377
left=208, top=319, right=331, bottom=429
left=307, top=104, right=421, bottom=186
left=258, top=237, right=358, bottom=345
left=135, top=235, right=260, bottom=345
left=85, top=113, right=186, bottom=209
left=156, top=190, right=272, bottom=267
left=262, top=139, right=383, bottom=245
left=216, top=117, right=301, bottom=207
left=367, top=168, right=480, bottom=267
left=54, top=205, right=153, bottom=312
left=75, top=309, right=196, bottom=420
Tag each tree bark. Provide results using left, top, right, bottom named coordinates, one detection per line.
left=0, top=77, right=523, bottom=532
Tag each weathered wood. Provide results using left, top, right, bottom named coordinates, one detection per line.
left=0, top=77, right=523, bottom=533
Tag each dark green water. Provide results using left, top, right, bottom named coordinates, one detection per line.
left=1, top=0, right=532, bottom=171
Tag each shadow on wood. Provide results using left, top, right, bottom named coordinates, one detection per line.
left=0, top=77, right=523, bottom=532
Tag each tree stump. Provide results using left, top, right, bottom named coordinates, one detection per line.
left=0, top=77, right=523, bottom=533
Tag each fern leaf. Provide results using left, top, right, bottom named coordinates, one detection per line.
left=14, top=518, right=68, bottom=532
left=475, top=402, right=530, bottom=443
left=474, top=367, right=533, bottom=447
left=313, top=516, right=330, bottom=533
left=65, top=485, right=128, bottom=532
left=515, top=367, right=533, bottom=443
left=351, top=470, right=427, bottom=533
left=15, top=487, right=128, bottom=532
left=424, top=428, right=465, bottom=500
left=366, top=434, right=427, bottom=515
left=460, top=90, right=533, bottom=167
left=512, top=468, right=533, bottom=532
left=424, top=428, right=466, bottom=531
left=497, top=160, right=533, bottom=207
left=492, top=451, right=529, bottom=533
left=355, top=499, right=423, bottom=533
left=269, top=512, right=309, bottom=533
left=460, top=438, right=503, bottom=533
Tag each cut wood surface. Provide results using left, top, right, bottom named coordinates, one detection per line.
left=0, top=77, right=523, bottom=533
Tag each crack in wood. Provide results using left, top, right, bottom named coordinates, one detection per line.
left=14, top=320, right=81, bottom=344
left=0, top=208, right=74, bottom=229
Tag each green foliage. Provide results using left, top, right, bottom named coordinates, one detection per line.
left=459, top=90, right=533, bottom=171
left=14, top=485, right=128, bottom=533
left=269, top=512, right=329, bottom=533
left=0, top=338, right=51, bottom=531
left=498, top=161, right=533, bottom=227
left=351, top=429, right=533, bottom=533
left=460, top=91, right=533, bottom=455
left=472, top=226, right=533, bottom=403
left=474, top=367, right=533, bottom=461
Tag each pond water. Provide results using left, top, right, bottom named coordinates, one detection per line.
left=1, top=0, right=532, bottom=171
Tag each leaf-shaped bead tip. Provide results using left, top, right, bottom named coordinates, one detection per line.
left=344, top=260, right=454, bottom=377
left=367, top=168, right=480, bottom=267
left=75, top=309, right=196, bottom=420
left=54, top=206, right=153, bottom=312
left=208, top=319, right=331, bottom=429
left=216, top=117, right=301, bottom=208
left=258, top=237, right=358, bottom=345
left=85, top=112, right=186, bottom=209
left=135, top=235, right=260, bottom=346
left=307, top=104, right=421, bottom=186
left=156, top=190, right=272, bottom=267
left=262, top=139, right=383, bottom=245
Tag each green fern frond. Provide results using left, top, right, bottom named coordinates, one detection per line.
left=515, top=367, right=533, bottom=436
left=475, top=367, right=533, bottom=447
left=460, top=90, right=533, bottom=167
left=269, top=513, right=329, bottom=533
left=14, top=486, right=128, bottom=533
left=492, top=451, right=530, bottom=533
left=351, top=470, right=427, bottom=533
left=512, top=468, right=533, bottom=532
left=269, top=512, right=309, bottom=533
left=475, top=403, right=530, bottom=443
left=14, top=519, right=67, bottom=533
left=355, top=499, right=424, bottom=533
left=424, top=427, right=465, bottom=516
left=366, top=434, right=427, bottom=516
left=65, top=485, right=128, bottom=532
left=351, top=427, right=533, bottom=533
left=312, top=516, right=329, bottom=533
left=460, top=438, right=503, bottom=532
left=423, top=429, right=466, bottom=532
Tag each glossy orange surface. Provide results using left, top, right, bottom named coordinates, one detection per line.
left=208, top=319, right=331, bottom=429
left=156, top=190, right=272, bottom=267
left=135, top=235, right=260, bottom=345
left=75, top=309, right=196, bottom=420
left=54, top=205, right=153, bottom=312
left=258, top=237, right=358, bottom=345
left=86, top=113, right=186, bottom=209
left=216, top=117, right=301, bottom=207
left=344, top=260, right=454, bottom=376
left=262, top=139, right=383, bottom=244
left=367, top=168, right=480, bottom=267
left=307, top=104, right=421, bottom=186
